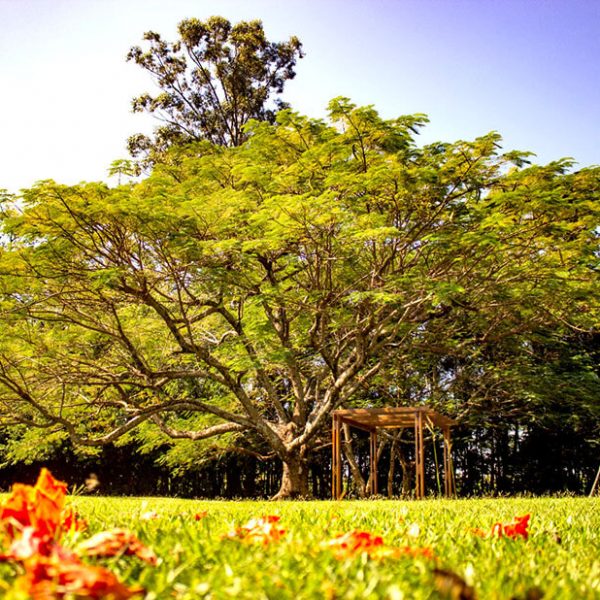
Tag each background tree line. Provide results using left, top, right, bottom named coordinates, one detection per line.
left=0, top=16, right=598, bottom=498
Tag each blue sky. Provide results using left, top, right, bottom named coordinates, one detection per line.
left=1, top=0, right=598, bottom=192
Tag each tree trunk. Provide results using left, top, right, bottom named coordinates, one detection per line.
left=387, top=435, right=397, bottom=498
left=396, top=441, right=414, bottom=497
left=271, top=456, right=310, bottom=499
left=365, top=439, right=386, bottom=495
left=342, top=424, right=367, bottom=498
left=310, top=463, right=326, bottom=498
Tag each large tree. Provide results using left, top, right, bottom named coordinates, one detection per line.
left=126, top=16, right=303, bottom=163
left=0, top=100, right=598, bottom=497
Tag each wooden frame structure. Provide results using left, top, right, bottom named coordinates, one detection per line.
left=332, top=407, right=457, bottom=499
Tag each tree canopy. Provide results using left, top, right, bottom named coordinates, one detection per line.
left=0, top=99, right=598, bottom=497
left=126, top=16, right=303, bottom=164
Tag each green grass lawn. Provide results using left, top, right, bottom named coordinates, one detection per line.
left=2, top=495, right=599, bottom=599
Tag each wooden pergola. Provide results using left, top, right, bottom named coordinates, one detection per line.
left=332, top=407, right=457, bottom=499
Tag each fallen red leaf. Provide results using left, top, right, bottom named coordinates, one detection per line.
left=0, top=469, right=152, bottom=599
left=323, top=530, right=384, bottom=557
left=473, top=514, right=531, bottom=540
left=323, top=530, right=434, bottom=560
left=0, top=527, right=55, bottom=561
left=0, top=468, right=68, bottom=538
left=17, top=554, right=144, bottom=600
left=77, top=528, right=157, bottom=565
left=225, top=515, right=285, bottom=545
left=62, top=507, right=88, bottom=533
left=493, top=514, right=530, bottom=540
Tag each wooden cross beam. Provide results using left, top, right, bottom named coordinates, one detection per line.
left=331, top=407, right=457, bottom=500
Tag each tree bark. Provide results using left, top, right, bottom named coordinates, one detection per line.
left=387, top=434, right=397, bottom=497
left=365, top=439, right=386, bottom=495
left=310, top=463, right=326, bottom=498
left=396, top=439, right=414, bottom=497
left=342, top=424, right=367, bottom=498
left=271, top=456, right=310, bottom=499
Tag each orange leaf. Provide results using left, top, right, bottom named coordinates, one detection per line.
left=77, top=529, right=157, bottom=565
left=0, top=527, right=54, bottom=561
left=0, top=469, right=68, bottom=539
left=17, top=554, right=143, bottom=599
left=474, top=514, right=531, bottom=540
left=0, top=470, right=142, bottom=600
left=471, top=515, right=531, bottom=540
left=32, top=469, right=68, bottom=537
left=62, top=508, right=88, bottom=533
left=499, top=514, right=530, bottom=540
left=225, top=515, right=285, bottom=545
left=35, top=469, right=68, bottom=511
left=323, top=530, right=433, bottom=560
left=0, top=483, right=37, bottom=535
left=323, top=530, right=385, bottom=558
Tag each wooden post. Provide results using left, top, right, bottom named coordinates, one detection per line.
left=369, top=429, right=378, bottom=496
left=419, top=410, right=425, bottom=498
left=331, top=415, right=342, bottom=499
left=590, top=464, right=600, bottom=497
left=443, top=426, right=449, bottom=496
left=333, top=408, right=456, bottom=501
left=415, top=410, right=425, bottom=499
left=448, top=428, right=455, bottom=496
left=369, top=430, right=373, bottom=495
left=331, top=415, right=337, bottom=499
left=443, top=426, right=455, bottom=497
left=414, top=411, right=419, bottom=499
left=337, top=415, right=341, bottom=499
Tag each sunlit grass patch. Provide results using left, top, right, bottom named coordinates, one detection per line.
left=1, top=493, right=599, bottom=599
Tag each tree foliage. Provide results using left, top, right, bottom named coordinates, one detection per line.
left=126, top=15, right=303, bottom=163
left=0, top=99, right=598, bottom=497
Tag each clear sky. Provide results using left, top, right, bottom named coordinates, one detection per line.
left=1, top=0, right=598, bottom=193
